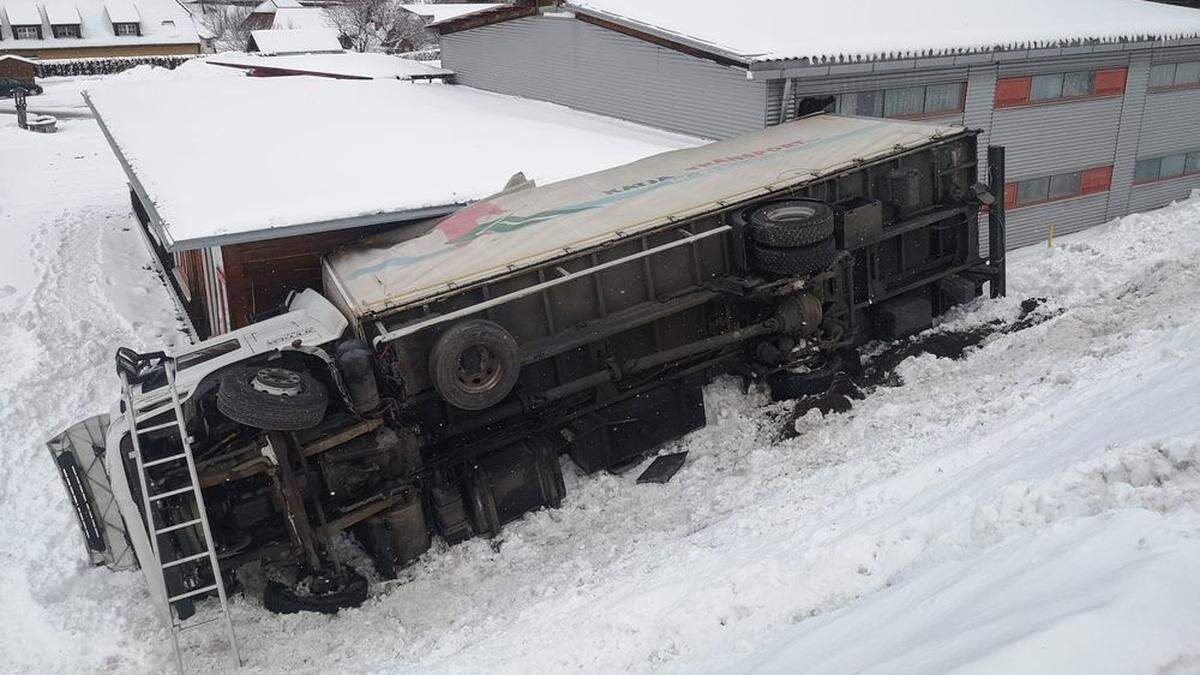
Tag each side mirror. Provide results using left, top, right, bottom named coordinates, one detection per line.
left=970, top=182, right=996, bottom=206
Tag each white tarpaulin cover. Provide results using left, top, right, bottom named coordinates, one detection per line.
left=326, top=114, right=963, bottom=318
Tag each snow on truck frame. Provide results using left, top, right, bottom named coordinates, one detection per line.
left=47, top=113, right=1006, bottom=663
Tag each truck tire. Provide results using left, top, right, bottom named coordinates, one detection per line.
left=767, top=352, right=844, bottom=401
left=429, top=319, right=521, bottom=411
left=216, top=366, right=328, bottom=431
left=262, top=570, right=368, bottom=615
left=746, top=200, right=835, bottom=247
left=752, top=238, right=838, bottom=277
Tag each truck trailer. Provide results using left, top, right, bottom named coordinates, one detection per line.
left=47, top=113, right=1005, bottom=666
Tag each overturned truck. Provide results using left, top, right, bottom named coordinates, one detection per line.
left=49, top=114, right=1005, bottom=640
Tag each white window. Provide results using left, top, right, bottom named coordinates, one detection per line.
left=14, top=25, right=40, bottom=39
left=1061, top=71, right=1094, bottom=98
left=883, top=86, right=925, bottom=117
left=114, top=22, right=139, bottom=35
left=924, top=83, right=964, bottom=114
left=1030, top=73, right=1064, bottom=101
left=52, top=24, right=81, bottom=38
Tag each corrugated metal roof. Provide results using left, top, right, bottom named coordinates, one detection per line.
left=567, top=0, right=1200, bottom=64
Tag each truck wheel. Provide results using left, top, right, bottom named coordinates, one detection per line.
left=746, top=200, right=835, bottom=247
left=262, top=570, right=368, bottom=615
left=217, top=366, right=328, bottom=431
left=429, top=319, right=520, bottom=411
left=752, top=238, right=838, bottom=277
left=767, top=352, right=844, bottom=401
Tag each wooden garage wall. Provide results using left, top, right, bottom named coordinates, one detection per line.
left=217, top=224, right=395, bottom=332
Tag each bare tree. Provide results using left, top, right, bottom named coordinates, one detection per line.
left=325, top=0, right=433, bottom=53
left=200, top=4, right=255, bottom=53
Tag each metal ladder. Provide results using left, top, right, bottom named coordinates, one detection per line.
left=117, top=349, right=241, bottom=673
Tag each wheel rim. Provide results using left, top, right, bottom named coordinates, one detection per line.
left=761, top=204, right=818, bottom=223
left=251, top=368, right=304, bottom=396
left=455, top=345, right=503, bottom=394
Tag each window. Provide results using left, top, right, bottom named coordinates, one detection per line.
left=14, top=25, right=40, bottom=39
left=835, top=82, right=964, bottom=119
left=51, top=24, right=81, bottom=38
left=996, top=68, right=1126, bottom=107
left=113, top=22, right=139, bottom=35
left=1149, top=61, right=1200, bottom=90
left=1048, top=172, right=1081, bottom=199
left=1030, top=73, right=1064, bottom=101
left=924, top=82, right=964, bottom=113
left=1187, top=151, right=1200, bottom=175
left=1134, top=158, right=1161, bottom=183
left=1133, top=150, right=1200, bottom=184
left=837, top=90, right=883, bottom=117
left=1008, top=166, right=1112, bottom=208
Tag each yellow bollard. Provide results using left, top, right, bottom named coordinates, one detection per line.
left=1047, top=222, right=1055, bottom=248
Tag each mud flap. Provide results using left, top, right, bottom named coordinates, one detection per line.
left=46, top=414, right=137, bottom=570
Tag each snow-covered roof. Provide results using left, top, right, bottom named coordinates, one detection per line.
left=103, top=0, right=139, bottom=24
left=0, top=0, right=200, bottom=49
left=399, top=3, right=503, bottom=24
left=270, top=6, right=332, bottom=30
left=207, top=51, right=453, bottom=80
left=3, top=1, right=41, bottom=24
left=567, top=0, right=1200, bottom=64
left=252, top=0, right=301, bottom=11
left=44, top=2, right=80, bottom=23
left=0, top=54, right=37, bottom=64
left=249, top=27, right=342, bottom=55
left=84, top=77, right=704, bottom=250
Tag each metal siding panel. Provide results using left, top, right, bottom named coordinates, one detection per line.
left=1105, top=53, right=1151, bottom=221
left=1150, top=45, right=1200, bottom=63
left=1005, top=193, right=1111, bottom=249
left=963, top=65, right=998, bottom=252
left=997, top=52, right=1133, bottom=77
left=990, top=97, right=1123, bottom=176
left=1127, top=176, right=1200, bottom=213
left=441, top=16, right=766, bottom=140
left=1136, top=88, right=1200, bottom=157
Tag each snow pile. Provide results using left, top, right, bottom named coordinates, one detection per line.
left=570, top=0, right=1200, bottom=63
left=2, top=105, right=1200, bottom=671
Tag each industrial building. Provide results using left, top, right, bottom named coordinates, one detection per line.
left=437, top=0, right=1200, bottom=247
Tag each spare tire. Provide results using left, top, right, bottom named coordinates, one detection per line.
left=216, top=365, right=328, bottom=431
left=429, top=319, right=521, bottom=411
left=752, top=238, right=838, bottom=277
left=745, top=200, right=835, bottom=248
left=767, top=352, right=844, bottom=401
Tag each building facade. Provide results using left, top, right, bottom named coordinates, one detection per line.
left=439, top=5, right=1200, bottom=248
left=0, top=0, right=201, bottom=59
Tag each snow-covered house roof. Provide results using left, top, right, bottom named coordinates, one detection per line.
left=0, top=53, right=37, bottom=64
left=0, top=0, right=200, bottom=50
left=252, top=0, right=301, bottom=11
left=398, top=3, right=504, bottom=25
left=248, top=27, right=341, bottom=54
left=43, top=2, right=80, bottom=24
left=269, top=6, right=332, bottom=30
left=103, top=0, right=139, bottom=24
left=207, top=51, right=453, bottom=80
left=84, top=77, right=704, bottom=250
left=566, top=0, right=1200, bottom=64
left=3, top=0, right=39, bottom=24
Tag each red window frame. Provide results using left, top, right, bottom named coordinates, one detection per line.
left=1004, top=165, right=1113, bottom=210
left=994, top=68, right=1126, bottom=108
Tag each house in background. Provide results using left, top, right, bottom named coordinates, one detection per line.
left=246, top=26, right=339, bottom=53
left=436, top=0, right=1200, bottom=248
left=0, top=0, right=201, bottom=58
left=0, top=53, right=37, bottom=83
left=85, top=75, right=701, bottom=338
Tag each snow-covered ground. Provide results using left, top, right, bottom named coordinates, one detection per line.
left=2, top=83, right=1200, bottom=673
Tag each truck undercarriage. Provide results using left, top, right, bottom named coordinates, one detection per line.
left=48, top=116, right=1006, bottom=667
